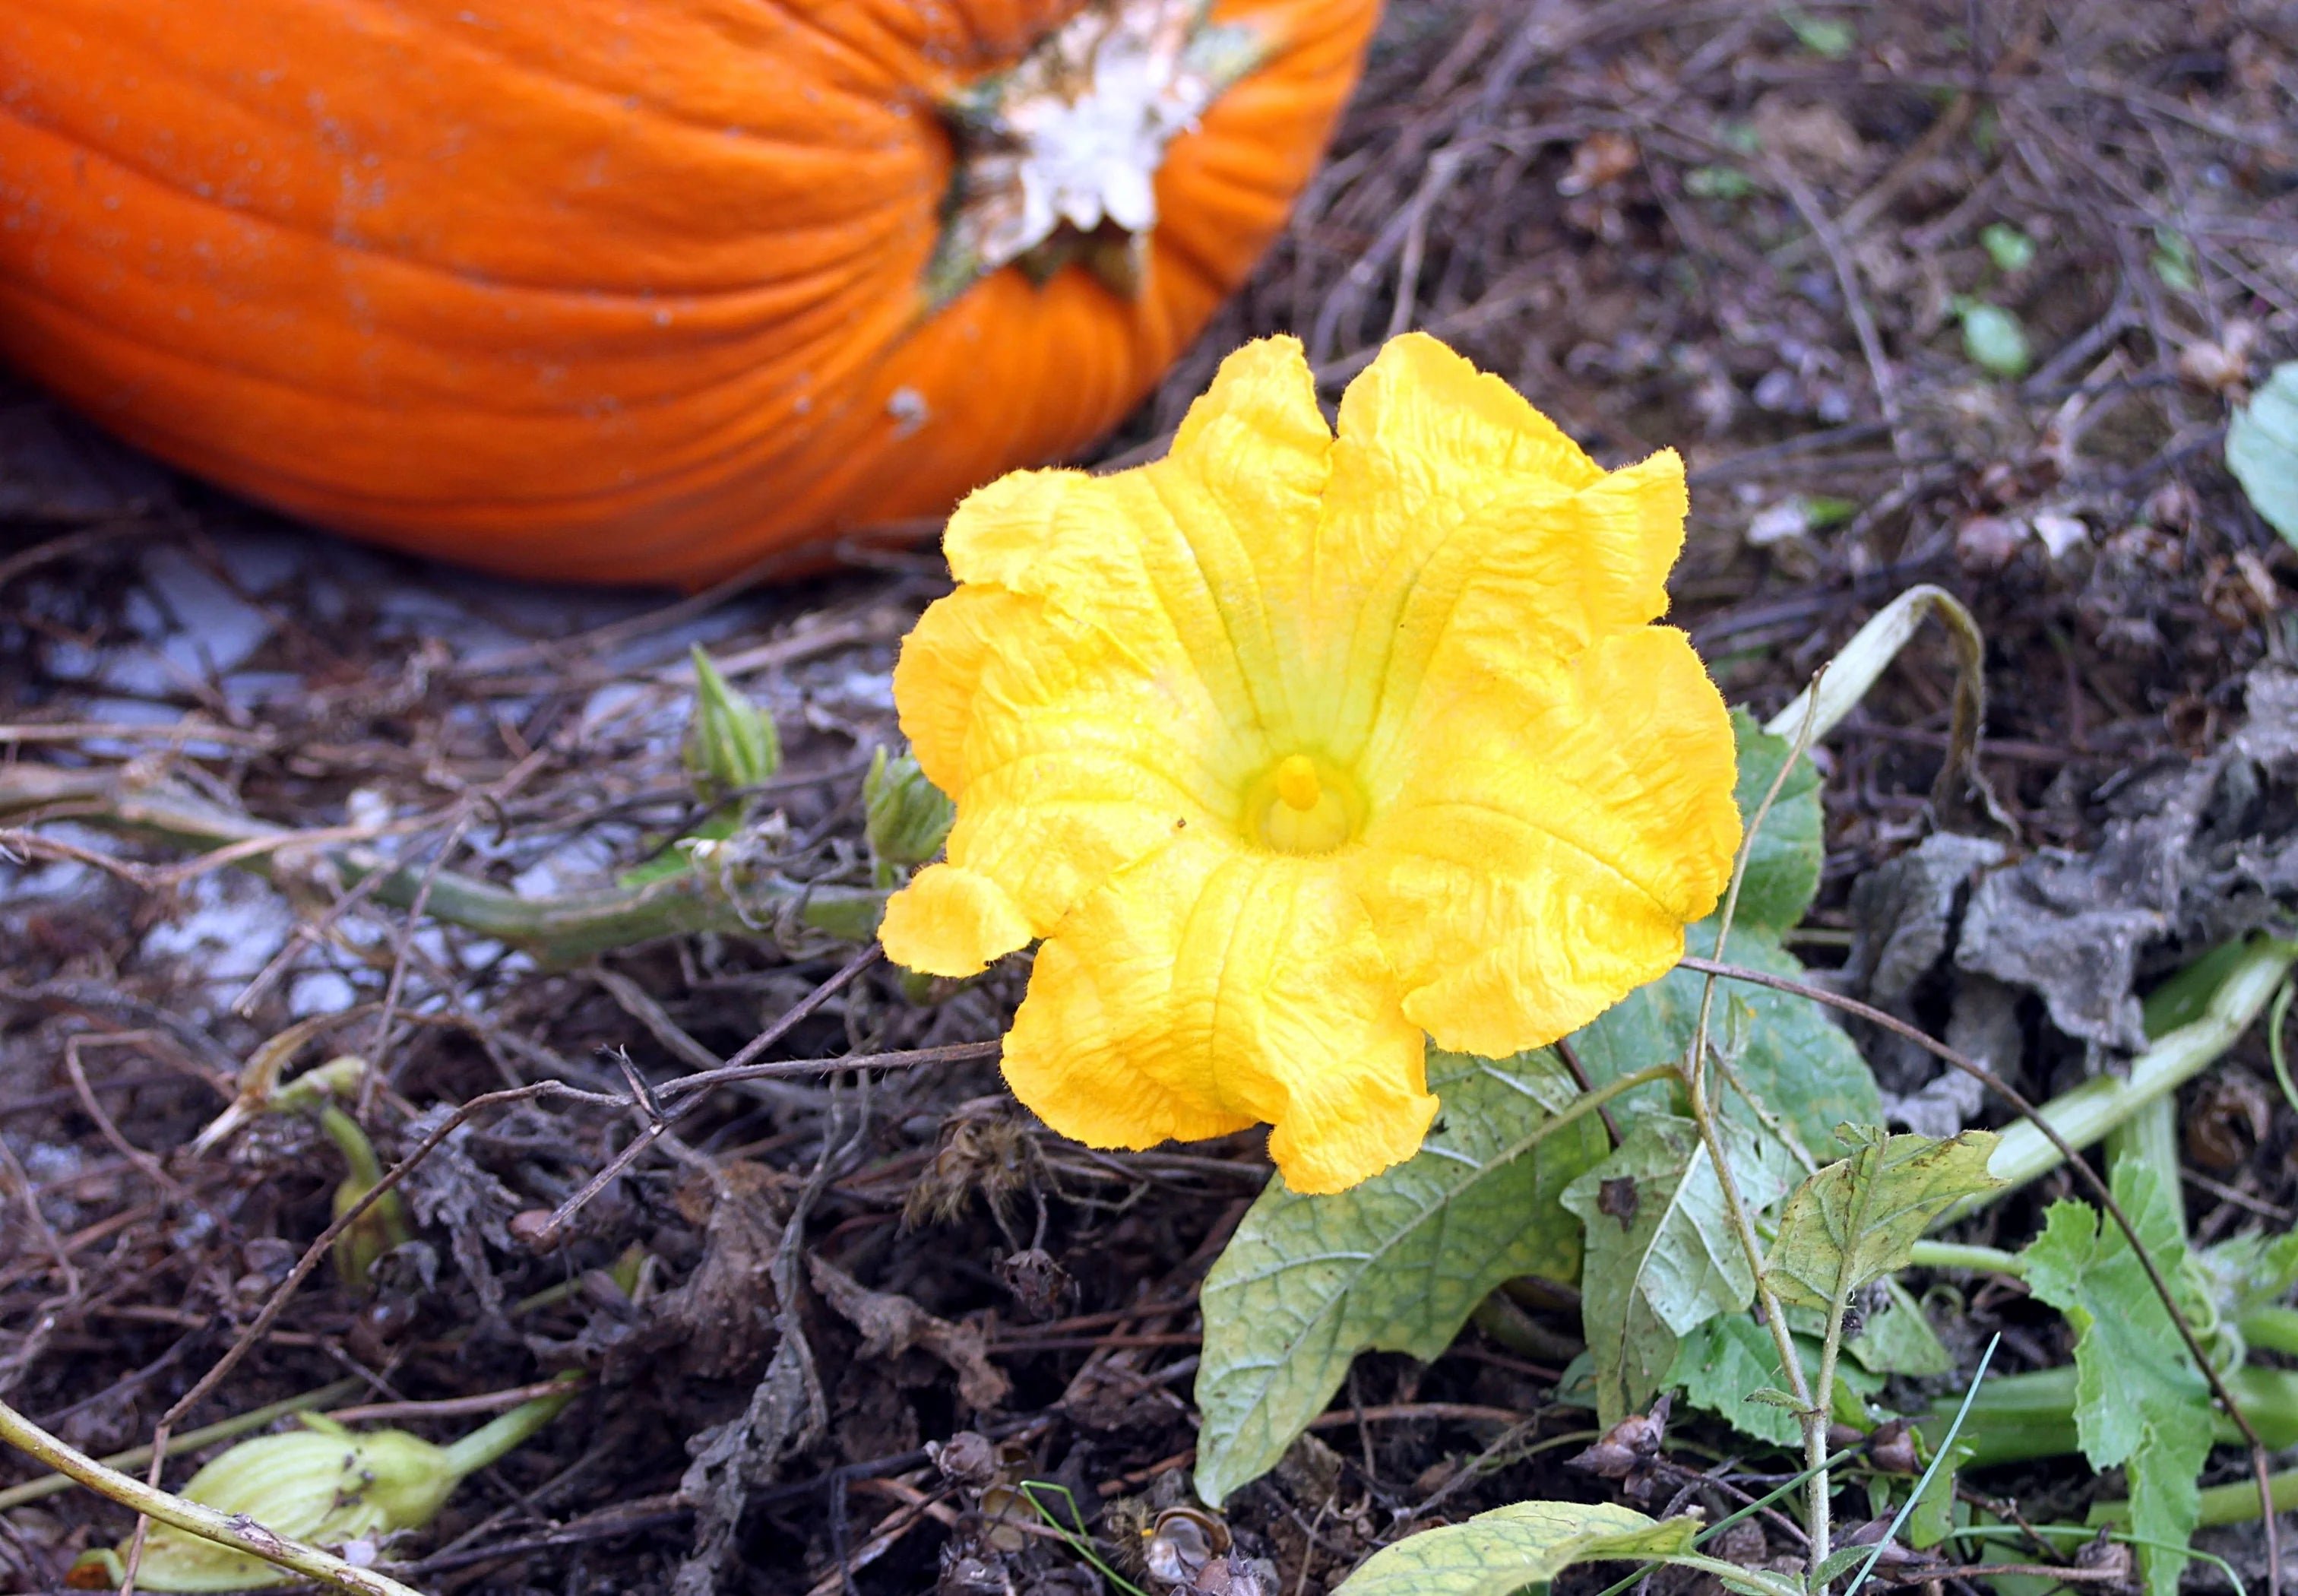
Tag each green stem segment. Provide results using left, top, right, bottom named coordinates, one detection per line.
left=0, top=764, right=885, bottom=962
left=1906, top=1240, right=2027, bottom=1277
left=0, top=1380, right=368, bottom=1513
left=1920, top=1363, right=2298, bottom=1471
left=442, top=1382, right=581, bottom=1478
left=2241, top=1307, right=2298, bottom=1360
left=1942, top=939, right=2298, bottom=1221
left=0, top=1395, right=425, bottom=1596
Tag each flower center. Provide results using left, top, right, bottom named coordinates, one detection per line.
left=1246, top=753, right=1363, bottom=856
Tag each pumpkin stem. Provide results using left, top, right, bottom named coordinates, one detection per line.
left=925, top=0, right=1265, bottom=307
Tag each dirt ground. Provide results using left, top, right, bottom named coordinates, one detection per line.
left=5, top=1, right=2298, bottom=1591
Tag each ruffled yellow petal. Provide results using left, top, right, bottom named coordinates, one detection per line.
left=891, top=583, right=1038, bottom=797
left=942, top=337, right=1334, bottom=754
left=878, top=863, right=1033, bottom=978
left=1002, top=838, right=1435, bottom=1195
left=890, top=329, right=1741, bottom=1193
left=1306, top=334, right=1690, bottom=768
left=1352, top=625, right=1741, bottom=1057
left=939, top=589, right=1233, bottom=934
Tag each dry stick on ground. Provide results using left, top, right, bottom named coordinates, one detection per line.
left=1681, top=952, right=2284, bottom=1596
left=1765, top=158, right=1913, bottom=487
left=108, top=1030, right=986, bottom=1584
left=526, top=943, right=885, bottom=1246
left=0, top=1395, right=423, bottom=1596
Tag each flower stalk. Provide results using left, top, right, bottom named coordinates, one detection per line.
left=60, top=1378, right=580, bottom=1591
left=0, top=1395, right=423, bottom=1596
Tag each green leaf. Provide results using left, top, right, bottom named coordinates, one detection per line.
left=1192, top=1049, right=1607, bottom=1506
left=1906, top=1439, right=1974, bottom=1550
left=1672, top=1314, right=1802, bottom=1446
left=1781, top=8, right=1856, bottom=58
left=1979, top=222, right=2037, bottom=274
left=1670, top=1316, right=1885, bottom=1446
left=1762, top=1126, right=2001, bottom=1312
left=2151, top=230, right=2199, bottom=293
left=1844, top=1277, right=1953, bottom=1376
left=1571, top=923, right=1882, bottom=1159
left=1957, top=301, right=2031, bottom=379
left=1331, top=1501, right=1699, bottom=1596
left=2198, top=1225, right=2298, bottom=1322
left=1727, top=710, right=1824, bottom=933
left=2024, top=1162, right=2213, bottom=1596
left=684, top=645, right=780, bottom=796
left=1687, top=165, right=1755, bottom=201
left=1562, top=1116, right=1791, bottom=1426
left=2229, top=362, right=2298, bottom=548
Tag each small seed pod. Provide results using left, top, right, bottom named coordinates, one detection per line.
left=1143, top=1506, right=1232, bottom=1585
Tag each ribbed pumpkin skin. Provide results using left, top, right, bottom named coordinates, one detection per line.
left=0, top=1, right=1377, bottom=586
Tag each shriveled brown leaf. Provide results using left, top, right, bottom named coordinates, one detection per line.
left=808, top=1252, right=1011, bottom=1409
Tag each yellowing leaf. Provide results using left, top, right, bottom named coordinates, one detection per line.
left=1763, top=1126, right=1999, bottom=1311
left=1192, top=1048, right=1606, bottom=1506
left=1331, top=1501, right=1700, bottom=1596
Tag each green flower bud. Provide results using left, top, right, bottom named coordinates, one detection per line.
left=69, top=1382, right=577, bottom=1591
left=864, top=746, right=956, bottom=885
left=318, top=1104, right=412, bottom=1294
left=255, top=1057, right=410, bottom=1294
left=683, top=646, right=780, bottom=800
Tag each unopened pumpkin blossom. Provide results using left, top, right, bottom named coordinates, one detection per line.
left=882, top=333, right=1742, bottom=1194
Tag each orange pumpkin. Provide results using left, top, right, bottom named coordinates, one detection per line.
left=0, top=0, right=1377, bottom=587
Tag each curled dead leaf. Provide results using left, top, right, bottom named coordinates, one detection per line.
left=808, top=1252, right=1012, bottom=1409
left=1567, top=1394, right=1670, bottom=1479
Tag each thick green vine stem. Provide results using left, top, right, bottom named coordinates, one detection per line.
left=1941, top=938, right=2298, bottom=1221
left=0, top=764, right=886, bottom=963
left=0, top=1395, right=424, bottom=1596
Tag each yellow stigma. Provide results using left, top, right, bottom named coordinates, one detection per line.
left=1248, top=753, right=1362, bottom=856
left=1274, top=754, right=1322, bottom=812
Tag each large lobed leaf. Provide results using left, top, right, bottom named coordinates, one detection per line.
left=1331, top=1501, right=1701, bottom=1596
left=2024, top=1163, right=2214, bottom=1596
left=1193, top=1049, right=1606, bottom=1505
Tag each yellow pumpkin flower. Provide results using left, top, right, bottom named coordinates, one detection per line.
left=881, top=333, right=1740, bottom=1195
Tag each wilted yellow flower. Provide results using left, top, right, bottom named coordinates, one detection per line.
left=881, top=334, right=1739, bottom=1194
